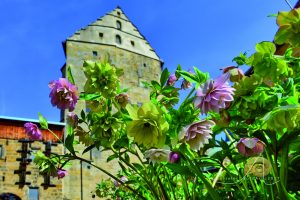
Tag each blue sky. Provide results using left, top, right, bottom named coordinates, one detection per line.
left=0, top=0, right=295, bottom=122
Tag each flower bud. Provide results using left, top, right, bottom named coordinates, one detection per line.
left=167, top=74, right=177, bottom=86
left=57, top=169, right=68, bottom=179
left=181, top=79, right=192, bottom=90
left=67, top=112, right=79, bottom=127
left=24, top=122, right=42, bottom=140
left=169, top=152, right=180, bottom=163
left=237, top=138, right=264, bottom=157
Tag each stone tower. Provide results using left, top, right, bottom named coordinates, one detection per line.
left=61, top=6, right=163, bottom=199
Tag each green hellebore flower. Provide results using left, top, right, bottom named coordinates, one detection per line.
left=83, top=60, right=122, bottom=98
left=126, top=102, right=169, bottom=148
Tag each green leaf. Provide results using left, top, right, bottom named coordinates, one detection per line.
left=151, top=80, right=161, bottom=90
left=67, top=66, right=75, bottom=85
left=65, top=133, right=75, bottom=155
left=255, top=41, right=276, bottom=54
left=80, top=110, right=86, bottom=121
left=107, top=153, right=118, bottom=162
left=38, top=112, right=48, bottom=129
left=160, top=68, right=170, bottom=86
left=82, top=144, right=96, bottom=155
left=80, top=93, right=102, bottom=100
left=165, top=163, right=193, bottom=176
left=177, top=70, right=198, bottom=83
left=194, top=67, right=209, bottom=84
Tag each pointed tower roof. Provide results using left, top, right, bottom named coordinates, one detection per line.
left=66, top=6, right=161, bottom=61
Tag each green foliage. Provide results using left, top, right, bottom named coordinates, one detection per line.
left=275, top=8, right=300, bottom=47
left=38, top=112, right=48, bottom=129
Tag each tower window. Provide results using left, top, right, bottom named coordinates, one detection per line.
left=116, top=20, right=122, bottom=30
left=99, top=32, right=103, bottom=38
left=92, top=51, right=98, bottom=57
left=131, top=41, right=135, bottom=47
left=115, top=35, right=122, bottom=44
left=0, top=145, right=3, bottom=158
left=117, top=11, right=121, bottom=16
left=143, top=63, right=147, bottom=67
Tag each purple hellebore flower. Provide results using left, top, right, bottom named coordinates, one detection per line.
left=167, top=74, right=177, bottom=86
left=66, top=112, right=79, bottom=127
left=169, top=152, right=180, bottom=163
left=24, top=122, right=42, bottom=140
left=236, top=138, right=264, bottom=157
left=194, top=73, right=235, bottom=114
left=48, top=78, right=79, bottom=111
left=57, top=169, right=68, bottom=179
left=179, top=120, right=215, bottom=151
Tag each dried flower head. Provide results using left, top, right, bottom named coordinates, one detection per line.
left=67, top=112, right=79, bottom=127
left=244, top=157, right=271, bottom=177
left=48, top=78, right=79, bottom=111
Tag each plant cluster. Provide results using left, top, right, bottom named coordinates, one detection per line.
left=23, top=8, right=300, bottom=200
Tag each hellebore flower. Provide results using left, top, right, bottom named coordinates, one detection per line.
left=169, top=152, right=180, bottom=163
left=114, top=176, right=128, bottom=187
left=179, top=120, right=215, bottom=151
left=244, top=157, right=271, bottom=177
left=57, top=169, right=68, bottom=179
left=48, top=78, right=79, bottom=111
left=66, top=112, right=79, bottom=127
left=144, top=148, right=171, bottom=164
left=115, top=93, right=130, bottom=108
left=167, top=74, right=177, bottom=86
left=83, top=61, right=120, bottom=98
left=126, top=102, right=169, bottom=148
left=237, top=138, right=264, bottom=157
left=24, top=122, right=42, bottom=140
left=194, top=74, right=235, bottom=114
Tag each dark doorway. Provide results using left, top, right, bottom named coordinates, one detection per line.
left=0, top=193, right=22, bottom=200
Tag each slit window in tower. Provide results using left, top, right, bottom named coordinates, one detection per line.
left=116, top=20, right=122, bottom=30
left=116, top=35, right=122, bottom=44
left=99, top=32, right=103, bottom=38
left=92, top=51, right=98, bottom=57
left=0, top=145, right=3, bottom=158
left=131, top=40, right=135, bottom=47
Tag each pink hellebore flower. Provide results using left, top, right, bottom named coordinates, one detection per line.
left=144, top=149, right=171, bottom=164
left=57, top=169, right=68, bottom=179
left=48, top=78, right=79, bottom=111
left=237, top=138, right=264, bottom=157
left=167, top=74, right=177, bottom=86
left=66, top=112, right=79, bottom=127
left=194, top=74, right=235, bottom=114
left=24, top=122, right=42, bottom=140
left=179, top=120, right=215, bottom=151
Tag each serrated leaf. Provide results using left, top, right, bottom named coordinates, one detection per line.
left=38, top=112, right=48, bottom=129
left=65, top=133, right=75, bottom=155
left=107, top=153, right=118, bottom=162
left=177, top=70, right=198, bottom=83
left=151, top=80, right=161, bottom=90
left=255, top=41, right=276, bottom=54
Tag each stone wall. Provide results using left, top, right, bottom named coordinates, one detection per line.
left=0, top=138, right=64, bottom=200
